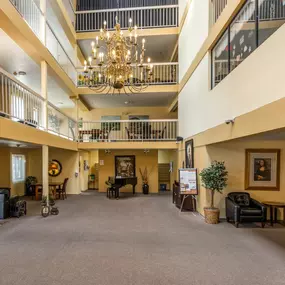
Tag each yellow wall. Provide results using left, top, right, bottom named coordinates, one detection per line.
left=49, top=147, right=80, bottom=194
left=194, top=139, right=285, bottom=220
left=98, top=149, right=159, bottom=194
left=0, top=148, right=11, bottom=188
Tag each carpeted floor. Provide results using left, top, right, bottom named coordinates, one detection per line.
left=0, top=191, right=285, bottom=285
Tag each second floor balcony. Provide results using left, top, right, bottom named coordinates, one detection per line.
left=75, top=0, right=179, bottom=32
left=78, top=119, right=178, bottom=143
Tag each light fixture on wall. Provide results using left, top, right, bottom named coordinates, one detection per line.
left=143, top=149, right=150, bottom=154
left=105, top=149, right=111, bottom=154
left=82, top=0, right=153, bottom=95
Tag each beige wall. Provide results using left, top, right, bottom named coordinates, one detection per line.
left=49, top=147, right=80, bottom=195
left=79, top=151, right=89, bottom=191
left=98, top=149, right=159, bottom=194
left=194, top=139, right=285, bottom=219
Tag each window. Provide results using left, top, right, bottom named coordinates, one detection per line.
left=212, top=0, right=285, bottom=88
left=12, top=154, right=26, bottom=183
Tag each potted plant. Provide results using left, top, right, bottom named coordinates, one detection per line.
left=139, top=167, right=153, bottom=194
left=199, top=161, right=228, bottom=224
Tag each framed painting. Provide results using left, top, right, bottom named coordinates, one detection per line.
left=185, top=139, right=194, bottom=168
left=245, top=149, right=280, bottom=191
left=115, top=156, right=136, bottom=178
left=48, top=160, right=62, bottom=177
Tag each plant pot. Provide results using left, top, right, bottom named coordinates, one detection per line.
left=142, top=184, right=149, bottom=195
left=204, top=207, right=220, bottom=224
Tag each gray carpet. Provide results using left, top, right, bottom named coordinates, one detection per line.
left=0, top=191, right=285, bottom=285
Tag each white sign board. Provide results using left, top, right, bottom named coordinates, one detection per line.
left=179, top=168, right=198, bottom=195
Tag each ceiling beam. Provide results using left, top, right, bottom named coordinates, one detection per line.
left=168, top=96, right=178, bottom=113
left=76, top=44, right=86, bottom=66
left=77, top=85, right=179, bottom=95
left=77, top=27, right=179, bottom=41
left=70, top=96, right=91, bottom=111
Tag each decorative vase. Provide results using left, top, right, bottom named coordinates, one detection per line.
left=142, top=184, right=149, bottom=195
left=204, top=207, right=220, bottom=224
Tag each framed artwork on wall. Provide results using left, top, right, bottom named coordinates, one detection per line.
left=245, top=149, right=280, bottom=191
left=185, top=139, right=194, bottom=168
left=115, top=156, right=136, bottom=178
left=48, top=160, right=62, bottom=177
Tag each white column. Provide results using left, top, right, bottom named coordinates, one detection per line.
left=42, top=145, right=49, bottom=198
left=41, top=61, right=48, bottom=130
left=40, top=0, right=47, bottom=44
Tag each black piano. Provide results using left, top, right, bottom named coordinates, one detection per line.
left=112, top=177, right=138, bottom=198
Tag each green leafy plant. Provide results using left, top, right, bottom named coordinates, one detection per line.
left=199, top=161, right=228, bottom=209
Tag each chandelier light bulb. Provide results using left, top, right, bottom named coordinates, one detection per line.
left=148, top=57, right=151, bottom=63
left=134, top=25, right=137, bottom=30
left=84, top=60, right=87, bottom=66
left=96, top=36, right=99, bottom=45
left=91, top=41, right=95, bottom=48
left=104, top=21, right=107, bottom=29
left=88, top=56, right=92, bottom=65
left=129, top=18, right=132, bottom=24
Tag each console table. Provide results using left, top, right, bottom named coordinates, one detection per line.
left=262, top=201, right=285, bottom=226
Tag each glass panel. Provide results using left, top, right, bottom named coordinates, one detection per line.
left=258, top=0, right=285, bottom=45
left=230, top=0, right=257, bottom=72
left=212, top=31, right=229, bottom=87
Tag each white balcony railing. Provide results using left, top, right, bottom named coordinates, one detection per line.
left=48, top=103, right=77, bottom=141
left=76, top=0, right=178, bottom=11
left=78, top=120, right=178, bottom=142
left=62, top=0, right=76, bottom=27
left=10, top=0, right=77, bottom=85
left=46, top=23, right=77, bottom=84
left=77, top=63, right=178, bottom=87
left=211, top=0, right=228, bottom=25
left=76, top=5, right=179, bottom=32
left=0, top=67, right=45, bottom=129
left=10, top=0, right=44, bottom=42
left=0, top=67, right=77, bottom=141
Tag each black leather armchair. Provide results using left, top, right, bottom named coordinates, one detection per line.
left=226, top=192, right=267, bottom=228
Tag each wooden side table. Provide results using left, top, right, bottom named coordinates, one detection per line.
left=262, top=201, right=285, bottom=226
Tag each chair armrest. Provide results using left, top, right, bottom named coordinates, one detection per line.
left=251, top=199, right=267, bottom=214
left=226, top=197, right=241, bottom=222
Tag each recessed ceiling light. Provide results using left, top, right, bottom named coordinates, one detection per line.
left=18, top=71, right=27, bottom=76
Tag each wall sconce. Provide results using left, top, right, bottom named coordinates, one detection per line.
left=143, top=149, right=150, bottom=154
left=105, top=149, right=111, bottom=154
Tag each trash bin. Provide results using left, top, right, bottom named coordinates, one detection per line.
left=0, top=188, right=11, bottom=219
left=160, top=184, right=167, bottom=191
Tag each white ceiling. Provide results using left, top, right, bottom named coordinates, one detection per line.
left=0, top=29, right=74, bottom=109
left=78, top=34, right=178, bottom=64
left=80, top=92, right=177, bottom=108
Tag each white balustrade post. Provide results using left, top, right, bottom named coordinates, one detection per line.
left=41, top=61, right=48, bottom=130
left=42, top=145, right=49, bottom=199
left=40, top=0, right=47, bottom=44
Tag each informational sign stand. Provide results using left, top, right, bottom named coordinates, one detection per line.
left=179, top=168, right=198, bottom=212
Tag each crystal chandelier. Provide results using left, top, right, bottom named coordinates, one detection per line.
left=83, top=1, right=153, bottom=95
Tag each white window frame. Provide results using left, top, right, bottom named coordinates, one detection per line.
left=12, top=154, right=26, bottom=183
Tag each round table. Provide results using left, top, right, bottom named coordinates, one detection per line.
left=262, top=201, right=285, bottom=226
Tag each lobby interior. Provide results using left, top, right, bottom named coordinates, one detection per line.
left=0, top=0, right=285, bottom=284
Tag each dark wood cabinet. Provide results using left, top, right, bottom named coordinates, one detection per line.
left=173, top=184, right=195, bottom=211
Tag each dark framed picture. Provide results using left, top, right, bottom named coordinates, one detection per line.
left=115, top=156, right=136, bottom=178
left=245, top=149, right=280, bottom=191
left=185, top=139, right=194, bottom=168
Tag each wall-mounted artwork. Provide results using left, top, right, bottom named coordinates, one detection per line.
left=129, top=115, right=149, bottom=120
left=115, top=156, right=136, bottom=178
left=245, top=149, right=280, bottom=191
left=185, top=139, right=194, bottom=168
left=48, top=160, right=62, bottom=177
